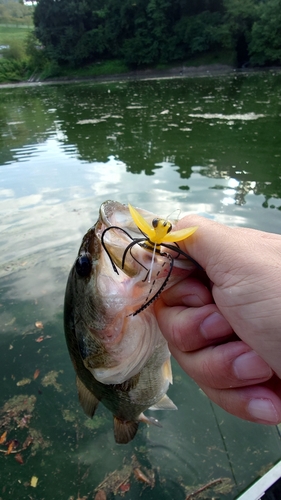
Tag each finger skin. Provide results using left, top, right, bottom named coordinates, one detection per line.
left=173, top=216, right=281, bottom=377
left=168, top=341, right=273, bottom=390
left=155, top=299, right=233, bottom=352
left=161, top=277, right=213, bottom=308
left=168, top=339, right=281, bottom=425
left=201, top=381, right=281, bottom=425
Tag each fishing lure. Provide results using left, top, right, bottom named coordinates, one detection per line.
left=101, top=204, right=199, bottom=315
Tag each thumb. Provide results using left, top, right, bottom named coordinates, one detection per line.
left=175, top=215, right=278, bottom=286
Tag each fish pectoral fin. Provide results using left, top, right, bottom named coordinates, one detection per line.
left=148, top=394, right=177, bottom=411
left=139, top=413, right=162, bottom=428
left=76, top=376, right=99, bottom=418
left=113, top=417, right=139, bottom=444
left=162, top=358, right=173, bottom=384
left=113, top=373, right=140, bottom=392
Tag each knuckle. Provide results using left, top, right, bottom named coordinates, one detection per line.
left=200, top=355, right=219, bottom=388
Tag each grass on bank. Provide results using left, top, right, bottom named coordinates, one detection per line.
left=0, top=25, right=32, bottom=44
left=40, top=59, right=131, bottom=81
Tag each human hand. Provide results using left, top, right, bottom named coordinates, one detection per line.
left=155, top=216, right=281, bottom=424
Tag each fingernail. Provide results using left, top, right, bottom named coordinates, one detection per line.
left=233, top=351, right=273, bottom=381
left=248, top=399, right=279, bottom=424
left=200, top=312, right=233, bottom=340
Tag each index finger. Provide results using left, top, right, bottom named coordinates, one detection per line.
left=161, top=277, right=213, bottom=308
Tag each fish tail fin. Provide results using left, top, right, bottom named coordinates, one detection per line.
left=76, top=376, right=99, bottom=418
left=114, top=417, right=139, bottom=444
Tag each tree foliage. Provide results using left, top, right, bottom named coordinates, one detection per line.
left=249, top=0, right=281, bottom=66
left=0, top=0, right=34, bottom=25
left=33, top=0, right=281, bottom=68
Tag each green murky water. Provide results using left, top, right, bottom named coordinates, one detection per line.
left=0, top=71, right=281, bottom=499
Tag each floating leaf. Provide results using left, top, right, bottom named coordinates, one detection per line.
left=133, top=467, right=152, bottom=485
left=15, top=453, right=24, bottom=464
left=6, top=441, right=15, bottom=455
left=30, top=476, right=38, bottom=488
left=5, top=317, right=16, bottom=326
left=16, top=378, right=31, bottom=387
left=0, top=431, right=7, bottom=444
left=94, top=491, right=107, bottom=500
left=119, top=482, right=130, bottom=492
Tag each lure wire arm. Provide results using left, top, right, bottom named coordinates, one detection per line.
left=130, top=250, right=173, bottom=317
left=160, top=242, right=203, bottom=270
left=121, top=237, right=147, bottom=270
left=101, top=225, right=136, bottom=275
left=101, top=226, right=150, bottom=279
left=127, top=245, right=151, bottom=283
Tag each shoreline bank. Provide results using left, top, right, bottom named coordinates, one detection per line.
left=0, top=63, right=280, bottom=89
left=0, top=64, right=235, bottom=89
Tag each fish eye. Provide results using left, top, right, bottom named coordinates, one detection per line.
left=75, top=253, right=92, bottom=277
left=152, top=218, right=159, bottom=228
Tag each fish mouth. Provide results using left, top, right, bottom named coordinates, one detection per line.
left=97, top=200, right=193, bottom=278
left=96, top=201, right=197, bottom=312
left=97, top=200, right=160, bottom=279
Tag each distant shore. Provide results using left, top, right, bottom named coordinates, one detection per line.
left=1, top=63, right=280, bottom=89
left=0, top=64, right=234, bottom=88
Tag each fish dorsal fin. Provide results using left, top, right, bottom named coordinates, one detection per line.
left=113, top=417, right=139, bottom=444
left=148, top=394, right=177, bottom=411
left=76, top=376, right=99, bottom=418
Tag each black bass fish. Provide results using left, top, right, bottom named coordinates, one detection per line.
left=64, top=201, right=197, bottom=444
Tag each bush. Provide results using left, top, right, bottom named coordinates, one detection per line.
left=25, top=31, right=47, bottom=70
left=39, top=61, right=61, bottom=80
left=2, top=39, right=25, bottom=61
left=0, top=58, right=28, bottom=82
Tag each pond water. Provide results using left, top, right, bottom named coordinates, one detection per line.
left=0, top=71, right=281, bottom=500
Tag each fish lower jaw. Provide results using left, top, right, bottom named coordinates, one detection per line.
left=88, top=339, right=162, bottom=386
left=88, top=349, right=149, bottom=385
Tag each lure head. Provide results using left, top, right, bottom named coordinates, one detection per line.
left=151, top=218, right=172, bottom=245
